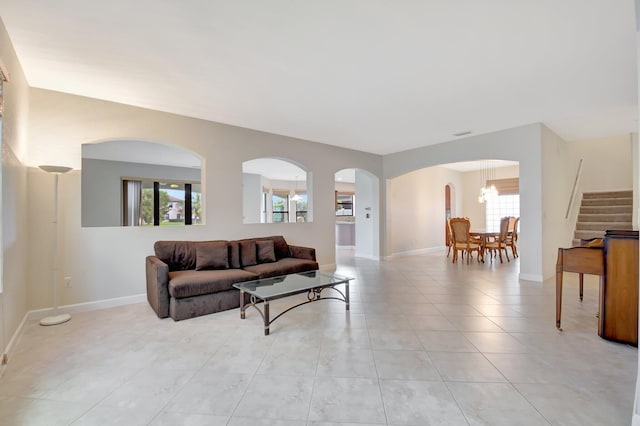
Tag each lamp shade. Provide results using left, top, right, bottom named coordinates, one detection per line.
left=39, top=165, right=72, bottom=174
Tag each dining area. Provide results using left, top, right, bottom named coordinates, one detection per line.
left=447, top=216, right=519, bottom=264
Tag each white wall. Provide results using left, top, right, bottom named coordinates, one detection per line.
left=384, top=124, right=544, bottom=281
left=541, top=125, right=573, bottom=279
left=632, top=2, right=640, bottom=424
left=355, top=169, right=380, bottom=259
left=242, top=173, right=262, bottom=224
left=387, top=165, right=463, bottom=256
left=26, top=88, right=383, bottom=309
left=0, top=18, right=29, bottom=362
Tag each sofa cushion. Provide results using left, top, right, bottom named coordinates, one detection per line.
left=168, top=269, right=258, bottom=299
left=256, top=240, right=276, bottom=263
left=264, top=236, right=290, bottom=260
left=195, top=241, right=228, bottom=270
left=240, top=240, right=257, bottom=267
left=242, top=257, right=319, bottom=279
left=228, top=241, right=241, bottom=269
left=154, top=241, right=196, bottom=271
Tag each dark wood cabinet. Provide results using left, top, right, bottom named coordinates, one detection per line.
left=600, top=230, right=639, bottom=346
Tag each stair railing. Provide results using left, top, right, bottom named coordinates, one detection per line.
left=565, top=158, right=583, bottom=219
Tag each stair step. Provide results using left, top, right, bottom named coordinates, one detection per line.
left=582, top=191, right=632, bottom=199
left=575, top=230, right=607, bottom=240
left=582, top=198, right=632, bottom=206
left=576, top=222, right=633, bottom=231
left=578, top=213, right=632, bottom=222
left=580, top=205, right=632, bottom=214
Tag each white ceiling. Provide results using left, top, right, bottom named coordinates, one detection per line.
left=1, top=1, right=637, bottom=155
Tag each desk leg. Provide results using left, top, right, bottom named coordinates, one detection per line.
left=264, top=300, right=270, bottom=336
left=240, top=290, right=245, bottom=319
left=556, top=249, right=563, bottom=330
left=579, top=273, right=584, bottom=302
left=345, top=281, right=350, bottom=311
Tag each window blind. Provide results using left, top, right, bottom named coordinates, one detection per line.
left=487, top=178, right=519, bottom=195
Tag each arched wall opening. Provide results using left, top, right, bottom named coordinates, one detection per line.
left=242, top=157, right=312, bottom=224
left=335, top=168, right=380, bottom=260
left=386, top=160, right=520, bottom=257
left=81, top=139, right=203, bottom=227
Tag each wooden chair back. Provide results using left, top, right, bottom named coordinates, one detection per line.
left=450, top=217, right=471, bottom=245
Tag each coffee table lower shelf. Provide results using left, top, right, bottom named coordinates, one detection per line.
left=234, top=271, right=351, bottom=336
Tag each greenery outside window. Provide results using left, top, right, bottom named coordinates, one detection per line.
left=272, top=192, right=289, bottom=223
left=295, top=193, right=308, bottom=222
left=123, top=178, right=201, bottom=226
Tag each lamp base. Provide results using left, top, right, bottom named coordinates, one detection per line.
left=40, top=313, right=71, bottom=326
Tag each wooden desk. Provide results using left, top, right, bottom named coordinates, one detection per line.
left=556, top=231, right=638, bottom=346
left=601, top=230, right=638, bottom=346
left=555, top=242, right=604, bottom=330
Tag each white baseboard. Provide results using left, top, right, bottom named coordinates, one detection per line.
left=355, top=254, right=381, bottom=261
left=386, top=246, right=446, bottom=259
left=1, top=293, right=147, bottom=376
left=27, top=293, right=147, bottom=322
left=518, top=273, right=543, bottom=282
left=0, top=311, right=30, bottom=378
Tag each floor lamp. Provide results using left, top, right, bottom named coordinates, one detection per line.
left=39, top=165, right=72, bottom=326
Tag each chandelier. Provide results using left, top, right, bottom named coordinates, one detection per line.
left=478, top=160, right=499, bottom=203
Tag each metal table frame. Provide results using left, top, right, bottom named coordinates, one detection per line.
left=235, top=271, right=351, bottom=335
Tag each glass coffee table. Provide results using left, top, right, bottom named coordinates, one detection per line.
left=233, top=270, right=352, bottom=335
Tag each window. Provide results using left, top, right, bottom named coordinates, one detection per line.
left=485, top=194, right=520, bottom=232
left=272, top=192, right=289, bottom=223
left=295, top=193, right=308, bottom=222
left=123, top=178, right=201, bottom=226
left=336, top=193, right=354, bottom=216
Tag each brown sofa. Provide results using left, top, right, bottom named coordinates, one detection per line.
left=145, top=235, right=318, bottom=321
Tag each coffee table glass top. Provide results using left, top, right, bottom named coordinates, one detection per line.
left=233, top=271, right=351, bottom=300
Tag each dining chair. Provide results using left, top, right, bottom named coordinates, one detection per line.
left=506, top=217, right=519, bottom=258
left=449, top=217, right=483, bottom=264
left=446, top=218, right=454, bottom=257
left=485, top=216, right=511, bottom=263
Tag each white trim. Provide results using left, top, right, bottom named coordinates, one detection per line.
left=632, top=413, right=640, bottom=426
left=355, top=254, right=381, bottom=261
left=1, top=294, right=146, bottom=377
left=386, top=246, right=447, bottom=259
left=27, top=293, right=146, bottom=321
left=518, top=273, right=543, bottom=282
left=0, top=311, right=30, bottom=378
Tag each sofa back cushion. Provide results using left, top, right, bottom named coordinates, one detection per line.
left=256, top=240, right=276, bottom=263
left=154, top=241, right=196, bottom=271
left=258, top=236, right=290, bottom=260
left=195, top=241, right=229, bottom=270
left=228, top=241, right=241, bottom=269
left=240, top=240, right=257, bottom=267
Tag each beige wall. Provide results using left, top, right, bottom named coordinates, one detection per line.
left=0, top=18, right=30, bottom=359
left=26, top=88, right=383, bottom=309
left=387, top=165, right=463, bottom=255
left=567, top=134, right=634, bottom=193
left=384, top=124, right=544, bottom=281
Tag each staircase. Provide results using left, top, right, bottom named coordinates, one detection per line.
left=574, top=190, right=633, bottom=244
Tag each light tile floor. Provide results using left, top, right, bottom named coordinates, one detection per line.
left=0, top=249, right=636, bottom=425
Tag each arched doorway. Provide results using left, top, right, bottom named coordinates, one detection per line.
left=335, top=168, right=380, bottom=259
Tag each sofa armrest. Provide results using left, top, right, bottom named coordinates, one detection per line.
left=289, top=245, right=316, bottom=261
left=146, top=255, right=170, bottom=318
